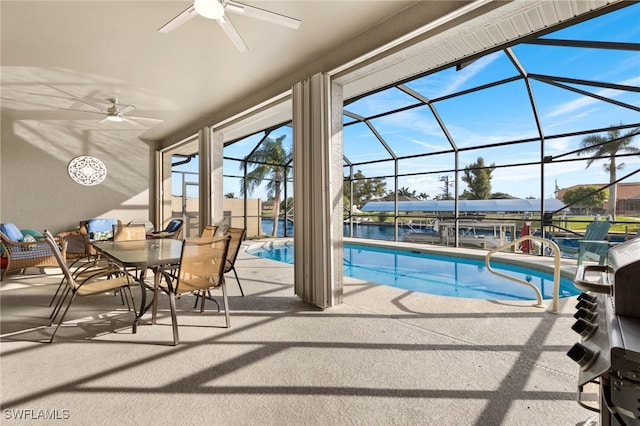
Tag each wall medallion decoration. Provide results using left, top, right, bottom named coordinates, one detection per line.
left=67, top=156, right=107, bottom=186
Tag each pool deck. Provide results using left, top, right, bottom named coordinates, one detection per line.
left=1, top=238, right=597, bottom=425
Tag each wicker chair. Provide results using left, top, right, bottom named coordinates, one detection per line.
left=0, top=226, right=66, bottom=280
left=153, top=235, right=231, bottom=345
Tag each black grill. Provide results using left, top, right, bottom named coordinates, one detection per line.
left=569, top=238, right=640, bottom=426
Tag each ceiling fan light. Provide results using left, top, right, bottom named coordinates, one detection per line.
left=194, top=0, right=225, bottom=19
left=106, top=113, right=124, bottom=122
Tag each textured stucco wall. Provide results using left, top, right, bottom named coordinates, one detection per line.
left=1, top=116, right=151, bottom=235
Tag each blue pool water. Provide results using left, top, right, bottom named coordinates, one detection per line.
left=247, top=242, right=579, bottom=301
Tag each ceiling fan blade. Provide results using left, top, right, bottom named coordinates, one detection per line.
left=121, top=117, right=148, bottom=126
left=158, top=4, right=198, bottom=33
left=29, top=91, right=107, bottom=112
left=59, top=108, right=105, bottom=116
left=127, top=115, right=164, bottom=123
left=119, top=105, right=136, bottom=115
left=216, top=15, right=248, bottom=53
left=225, top=0, right=301, bottom=29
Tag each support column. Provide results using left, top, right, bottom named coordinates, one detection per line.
left=211, top=130, right=224, bottom=227
left=199, top=127, right=224, bottom=235
left=292, top=73, right=343, bottom=308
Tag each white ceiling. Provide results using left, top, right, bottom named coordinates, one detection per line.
left=1, top=0, right=623, bottom=147
left=0, top=0, right=426, bottom=144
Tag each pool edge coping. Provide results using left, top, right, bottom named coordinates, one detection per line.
left=245, top=237, right=579, bottom=281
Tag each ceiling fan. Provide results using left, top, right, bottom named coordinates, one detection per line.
left=158, top=0, right=301, bottom=53
left=65, top=97, right=163, bottom=125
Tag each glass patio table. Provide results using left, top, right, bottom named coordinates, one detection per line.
left=92, top=239, right=183, bottom=333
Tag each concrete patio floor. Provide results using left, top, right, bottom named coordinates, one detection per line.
left=1, top=239, right=597, bottom=425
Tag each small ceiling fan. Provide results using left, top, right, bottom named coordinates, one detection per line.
left=158, top=0, right=301, bottom=53
left=66, top=97, right=163, bottom=125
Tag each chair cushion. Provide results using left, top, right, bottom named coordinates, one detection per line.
left=21, top=229, right=43, bottom=239
left=86, top=219, right=117, bottom=241
left=22, top=234, right=37, bottom=243
left=0, top=223, right=24, bottom=241
left=166, top=220, right=182, bottom=233
left=21, top=234, right=37, bottom=250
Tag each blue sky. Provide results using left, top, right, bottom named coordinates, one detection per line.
left=177, top=3, right=639, bottom=202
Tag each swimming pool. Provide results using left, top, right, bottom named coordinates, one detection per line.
left=247, top=242, right=579, bottom=301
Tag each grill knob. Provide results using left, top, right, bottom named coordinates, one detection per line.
left=571, top=318, right=598, bottom=339
left=567, top=343, right=599, bottom=368
left=575, top=299, right=597, bottom=311
left=574, top=307, right=597, bottom=323
left=577, top=292, right=597, bottom=303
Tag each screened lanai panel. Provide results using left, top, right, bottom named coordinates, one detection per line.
left=513, top=43, right=640, bottom=87
left=222, top=153, right=245, bottom=198
left=459, top=141, right=542, bottom=169
left=224, top=176, right=243, bottom=199
left=433, top=79, right=539, bottom=148
left=222, top=125, right=293, bottom=202
left=545, top=157, right=613, bottom=192
left=545, top=127, right=640, bottom=169
left=269, top=125, right=293, bottom=145
left=367, top=106, right=453, bottom=157
left=396, top=174, right=445, bottom=199
left=545, top=123, right=640, bottom=196
left=403, top=50, right=520, bottom=100
left=564, top=84, right=640, bottom=119
left=223, top=136, right=253, bottom=196
left=545, top=128, right=640, bottom=171
left=397, top=152, right=456, bottom=176
left=343, top=121, right=393, bottom=163
left=343, top=115, right=358, bottom=126
left=224, top=132, right=263, bottom=160
left=345, top=160, right=395, bottom=181
left=529, top=80, right=640, bottom=137
left=489, top=163, right=542, bottom=199
left=344, top=87, right=420, bottom=118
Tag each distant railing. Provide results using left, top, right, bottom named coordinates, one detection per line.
left=485, top=236, right=561, bottom=313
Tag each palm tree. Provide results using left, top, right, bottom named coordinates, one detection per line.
left=397, top=187, right=416, bottom=198
left=240, top=135, right=292, bottom=236
left=579, top=127, right=639, bottom=219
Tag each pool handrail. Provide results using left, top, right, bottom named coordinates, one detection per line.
left=485, top=236, right=561, bottom=313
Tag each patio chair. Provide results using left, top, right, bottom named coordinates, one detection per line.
left=44, top=230, right=136, bottom=343
left=78, top=218, right=119, bottom=263
left=224, top=227, right=246, bottom=296
left=194, top=227, right=246, bottom=309
left=48, top=218, right=119, bottom=307
left=0, top=223, right=66, bottom=280
left=153, top=235, right=231, bottom=345
left=576, top=221, right=615, bottom=266
left=112, top=222, right=148, bottom=279
left=148, top=219, right=184, bottom=239
left=113, top=222, right=147, bottom=241
left=200, top=225, right=219, bottom=238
